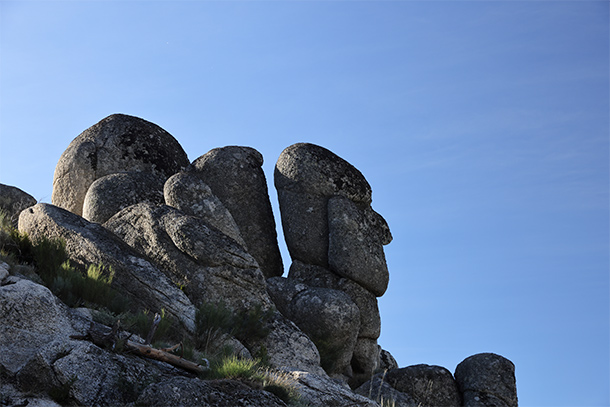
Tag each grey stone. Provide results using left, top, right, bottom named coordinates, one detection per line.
left=356, top=365, right=461, bottom=407
left=52, top=114, right=188, bottom=216
left=82, top=171, right=165, bottom=223
left=454, top=353, right=518, bottom=407
left=274, top=143, right=372, bottom=267
left=267, top=277, right=360, bottom=376
left=191, top=146, right=282, bottom=278
left=104, top=202, right=270, bottom=313
left=379, top=347, right=399, bottom=371
left=164, top=171, right=245, bottom=247
left=0, top=183, right=37, bottom=228
left=136, top=376, right=287, bottom=407
left=283, top=369, right=379, bottom=407
left=351, top=338, right=381, bottom=387
left=18, top=203, right=196, bottom=332
left=355, top=371, right=416, bottom=407
left=385, top=365, right=461, bottom=407
left=52, top=341, right=185, bottom=406
left=288, top=260, right=382, bottom=339
left=0, top=279, right=76, bottom=376
left=0, top=261, right=8, bottom=283
left=328, top=195, right=389, bottom=297
left=251, top=312, right=326, bottom=376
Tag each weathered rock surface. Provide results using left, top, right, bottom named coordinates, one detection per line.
left=18, top=203, right=196, bottom=332
left=379, top=347, right=399, bottom=371
left=52, top=114, right=189, bottom=216
left=327, top=195, right=390, bottom=297
left=252, top=312, right=327, bottom=376
left=135, top=376, right=286, bottom=407
left=288, top=260, right=381, bottom=339
left=191, top=146, right=282, bottom=278
left=82, top=171, right=165, bottom=223
left=267, top=276, right=360, bottom=376
left=0, top=183, right=37, bottom=228
left=455, top=353, right=518, bottom=407
left=284, top=369, right=379, bottom=407
left=4, top=115, right=518, bottom=405
left=0, top=273, right=290, bottom=407
left=104, top=202, right=270, bottom=313
left=0, top=278, right=77, bottom=378
left=356, top=364, right=461, bottom=407
left=164, top=171, right=245, bottom=247
left=274, top=142, right=372, bottom=266
left=287, top=260, right=382, bottom=384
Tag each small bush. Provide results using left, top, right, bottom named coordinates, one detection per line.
left=233, top=304, right=274, bottom=343
left=195, top=301, right=236, bottom=356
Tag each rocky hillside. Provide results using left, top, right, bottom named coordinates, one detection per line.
left=0, top=114, right=518, bottom=406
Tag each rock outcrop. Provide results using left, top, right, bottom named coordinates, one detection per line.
left=1, top=115, right=518, bottom=406
left=52, top=113, right=189, bottom=216
left=455, top=353, right=518, bottom=407
left=18, top=203, right=197, bottom=332
left=0, top=184, right=37, bottom=228
left=104, top=202, right=270, bottom=313
left=274, top=143, right=392, bottom=384
left=190, top=146, right=283, bottom=278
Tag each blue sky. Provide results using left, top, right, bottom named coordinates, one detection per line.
left=1, top=1, right=608, bottom=406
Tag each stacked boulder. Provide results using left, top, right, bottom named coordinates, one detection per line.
left=269, top=143, right=392, bottom=385
left=52, top=113, right=190, bottom=218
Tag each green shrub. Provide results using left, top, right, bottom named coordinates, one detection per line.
left=233, top=304, right=274, bottom=343
left=205, top=354, right=263, bottom=380
left=195, top=301, right=236, bottom=355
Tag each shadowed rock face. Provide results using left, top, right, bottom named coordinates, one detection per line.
left=52, top=114, right=189, bottom=216
left=455, top=353, right=518, bottom=407
left=274, top=143, right=373, bottom=267
left=191, top=146, right=283, bottom=278
left=355, top=364, right=462, bottom=407
left=0, top=184, right=37, bottom=229
left=18, top=203, right=197, bottom=332
left=267, top=276, right=360, bottom=377
left=104, top=202, right=271, bottom=313
left=274, top=143, right=392, bottom=383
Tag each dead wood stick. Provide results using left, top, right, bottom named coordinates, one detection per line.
left=124, top=340, right=208, bottom=374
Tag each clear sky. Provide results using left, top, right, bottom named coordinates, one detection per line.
left=1, top=1, right=608, bottom=406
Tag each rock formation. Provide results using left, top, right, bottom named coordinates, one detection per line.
left=274, top=142, right=393, bottom=386
left=0, top=183, right=37, bottom=228
left=52, top=113, right=189, bottom=216
left=0, top=114, right=518, bottom=406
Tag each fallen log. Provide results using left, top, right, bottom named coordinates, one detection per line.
left=123, top=340, right=207, bottom=374
left=70, top=320, right=208, bottom=375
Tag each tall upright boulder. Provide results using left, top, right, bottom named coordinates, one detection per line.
left=190, top=146, right=282, bottom=278
left=52, top=114, right=189, bottom=216
left=274, top=143, right=392, bottom=384
left=455, top=353, right=518, bottom=407
left=164, top=171, right=245, bottom=247
left=274, top=143, right=373, bottom=268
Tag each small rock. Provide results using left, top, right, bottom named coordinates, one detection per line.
left=82, top=171, right=165, bottom=223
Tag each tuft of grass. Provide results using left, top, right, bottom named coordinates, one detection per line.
left=205, top=354, right=263, bottom=380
